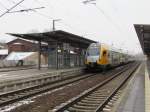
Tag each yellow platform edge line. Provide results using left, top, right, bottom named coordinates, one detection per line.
left=145, top=63, right=150, bottom=112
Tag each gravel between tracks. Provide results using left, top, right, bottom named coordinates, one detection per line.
left=6, top=72, right=114, bottom=112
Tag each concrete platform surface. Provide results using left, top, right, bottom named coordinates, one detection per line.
left=0, top=67, right=83, bottom=83
left=145, top=61, right=150, bottom=112
left=0, top=65, right=35, bottom=72
left=115, top=63, right=145, bottom=112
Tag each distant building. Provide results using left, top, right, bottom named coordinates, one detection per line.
left=7, top=38, right=39, bottom=53
left=6, top=38, right=48, bottom=66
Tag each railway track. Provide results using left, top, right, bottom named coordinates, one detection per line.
left=53, top=62, right=139, bottom=112
left=0, top=63, right=135, bottom=109
left=0, top=73, right=93, bottom=107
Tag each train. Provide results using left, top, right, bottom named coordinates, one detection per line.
left=85, top=43, right=133, bottom=70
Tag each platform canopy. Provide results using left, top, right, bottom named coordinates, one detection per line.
left=7, top=30, right=96, bottom=48
left=134, top=24, right=150, bottom=55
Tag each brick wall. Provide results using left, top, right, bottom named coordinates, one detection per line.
left=7, top=38, right=38, bottom=53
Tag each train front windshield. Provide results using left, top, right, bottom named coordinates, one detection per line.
left=87, top=47, right=100, bottom=56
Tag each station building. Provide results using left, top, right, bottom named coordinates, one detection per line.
left=8, top=30, right=96, bottom=69
left=7, top=38, right=39, bottom=53
left=6, top=38, right=48, bottom=65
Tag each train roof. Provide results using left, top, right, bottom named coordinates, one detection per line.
left=110, top=47, right=122, bottom=53
left=88, top=43, right=128, bottom=55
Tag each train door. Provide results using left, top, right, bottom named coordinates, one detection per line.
left=100, top=49, right=109, bottom=65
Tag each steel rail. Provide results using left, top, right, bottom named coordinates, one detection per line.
left=0, top=63, right=134, bottom=108
left=0, top=73, right=95, bottom=107
left=95, top=63, right=139, bottom=112
left=53, top=62, right=139, bottom=112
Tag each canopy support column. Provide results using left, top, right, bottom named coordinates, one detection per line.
left=56, top=42, right=58, bottom=69
left=38, top=40, right=41, bottom=70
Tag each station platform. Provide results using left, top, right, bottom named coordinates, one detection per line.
left=112, top=62, right=145, bottom=112
left=0, top=65, right=35, bottom=72
left=0, top=67, right=84, bottom=84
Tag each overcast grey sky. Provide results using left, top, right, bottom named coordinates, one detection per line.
left=0, top=0, right=148, bottom=54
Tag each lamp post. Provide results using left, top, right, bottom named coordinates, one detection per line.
left=52, top=19, right=61, bottom=31
left=82, top=0, right=96, bottom=4
left=52, top=19, right=61, bottom=69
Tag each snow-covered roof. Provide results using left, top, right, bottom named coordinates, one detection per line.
left=7, top=38, right=48, bottom=45
left=13, top=42, right=22, bottom=45
left=0, top=49, right=8, bottom=55
left=5, top=52, right=35, bottom=60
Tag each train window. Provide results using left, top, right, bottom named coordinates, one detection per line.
left=108, top=52, right=110, bottom=57
left=96, top=50, right=99, bottom=55
left=87, top=47, right=99, bottom=56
